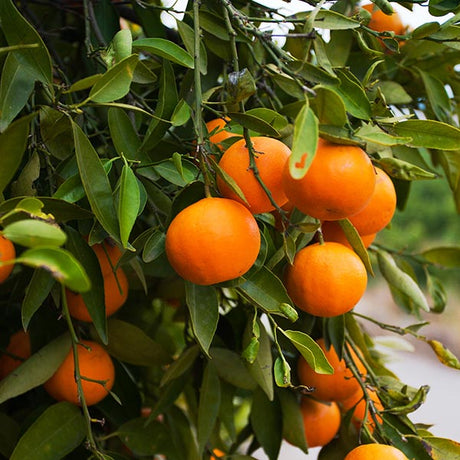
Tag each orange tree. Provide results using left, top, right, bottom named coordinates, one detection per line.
left=0, top=0, right=460, bottom=459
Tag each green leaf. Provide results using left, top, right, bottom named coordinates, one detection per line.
left=65, top=74, right=103, bottom=93
left=417, top=68, right=451, bottom=123
left=160, top=345, right=200, bottom=387
left=88, top=54, right=138, bottom=103
left=281, top=330, right=333, bottom=374
left=118, top=164, right=140, bottom=248
left=355, top=124, right=412, bottom=146
left=420, top=246, right=460, bottom=268
left=226, top=68, right=257, bottom=104
left=376, top=81, right=413, bottom=105
left=274, top=356, right=291, bottom=388
left=10, top=402, right=85, bottom=460
left=2, top=220, right=67, bottom=248
left=386, top=385, right=430, bottom=415
left=245, top=108, right=288, bottom=131
left=423, top=436, right=460, bottom=459
left=171, top=99, right=191, bottom=127
left=39, top=107, right=73, bottom=160
left=289, top=61, right=340, bottom=86
left=72, top=120, right=119, bottom=239
left=377, top=157, right=437, bottom=180
left=133, top=38, right=194, bottom=68
left=288, top=105, right=318, bottom=179
left=142, top=229, right=166, bottom=263
left=185, top=282, right=219, bottom=356
left=393, top=120, right=460, bottom=150
left=250, top=388, right=282, bottom=460
left=103, top=319, right=171, bottom=366
left=377, top=250, right=430, bottom=312
left=239, top=266, right=294, bottom=318
left=427, top=340, right=460, bottom=370
left=0, top=413, right=20, bottom=458
left=0, top=333, right=71, bottom=404
left=0, top=53, right=35, bottom=132
left=112, top=29, right=132, bottom=63
left=0, top=114, right=33, bottom=195
left=0, top=0, right=53, bottom=85
left=177, top=20, right=207, bottom=74
left=312, top=86, right=347, bottom=127
left=277, top=388, right=308, bottom=453
left=22, top=268, right=55, bottom=331
left=313, top=9, right=361, bottom=30
left=197, top=362, right=221, bottom=455
left=226, top=112, right=280, bottom=137
left=17, top=247, right=91, bottom=293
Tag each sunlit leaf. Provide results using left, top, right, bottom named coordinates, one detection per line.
left=133, top=38, right=194, bottom=68
left=3, top=220, right=67, bottom=248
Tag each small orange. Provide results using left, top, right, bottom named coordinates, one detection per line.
left=206, top=118, right=241, bottom=150
left=362, top=4, right=406, bottom=36
left=344, top=443, right=409, bottom=460
left=300, top=397, right=341, bottom=448
left=341, top=388, right=384, bottom=433
left=217, top=137, right=291, bottom=214
left=66, top=267, right=129, bottom=322
left=284, top=242, right=367, bottom=317
left=0, top=330, right=31, bottom=379
left=348, top=167, right=397, bottom=236
left=211, top=449, right=225, bottom=459
left=91, top=240, right=123, bottom=276
left=282, top=138, right=376, bottom=221
left=0, top=235, right=15, bottom=284
left=165, top=197, right=261, bottom=286
left=321, top=221, right=376, bottom=249
left=44, top=339, right=115, bottom=406
left=298, top=338, right=367, bottom=402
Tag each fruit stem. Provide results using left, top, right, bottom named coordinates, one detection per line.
left=60, top=284, right=105, bottom=459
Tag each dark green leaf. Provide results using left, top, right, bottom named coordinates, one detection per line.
left=422, top=436, right=460, bottom=459
left=386, top=385, right=430, bottom=415
left=420, top=246, right=460, bottom=268
left=160, top=345, right=200, bottom=387
left=176, top=20, right=207, bottom=74
left=226, top=69, right=257, bottom=104
left=185, top=282, right=219, bottom=356
left=226, top=112, right=280, bottom=137
left=103, top=319, right=171, bottom=366
left=245, top=108, right=288, bottom=131
left=376, top=81, right=412, bottom=105
left=88, top=54, right=138, bottom=103
left=72, top=120, right=119, bottom=239
left=133, top=38, right=194, bottom=68
left=2, top=220, right=67, bottom=248
left=378, top=157, right=437, bottom=180
left=312, top=86, right=347, bottom=126
left=22, top=268, right=55, bottom=331
left=153, top=158, right=199, bottom=187
left=142, top=229, right=166, bottom=263
left=197, top=362, right=221, bottom=455
left=0, top=333, right=71, bottom=404
left=39, top=107, right=73, bottom=160
left=0, top=413, right=20, bottom=459
left=118, top=164, right=140, bottom=248
left=10, top=402, right=85, bottom=460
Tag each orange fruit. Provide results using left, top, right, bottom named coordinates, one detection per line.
left=341, top=388, right=383, bottom=433
left=66, top=267, right=129, bottom=322
left=321, top=221, right=376, bottom=249
left=206, top=118, right=241, bottom=150
left=284, top=242, right=367, bottom=317
left=211, top=449, right=225, bottom=459
left=44, top=339, right=115, bottom=406
left=362, top=4, right=406, bottom=36
left=348, top=167, right=397, bottom=236
left=165, top=197, right=261, bottom=286
left=344, top=443, right=409, bottom=460
left=217, top=137, right=291, bottom=214
left=91, top=240, right=123, bottom=276
left=282, top=138, right=376, bottom=221
left=0, top=330, right=31, bottom=379
left=300, top=397, right=341, bottom=448
left=297, top=338, right=367, bottom=402
left=0, top=235, right=15, bottom=284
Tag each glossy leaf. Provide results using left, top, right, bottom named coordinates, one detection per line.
left=0, top=333, right=71, bottom=404
left=185, top=282, right=219, bottom=356
left=88, top=54, right=138, bottom=103
left=197, top=362, right=221, bottom=455
left=288, top=105, right=319, bottom=179
left=16, top=247, right=91, bottom=293
left=133, top=38, right=194, bottom=68
left=118, top=164, right=140, bottom=248
left=171, top=99, right=191, bottom=127
left=142, top=229, right=166, bottom=263
left=2, top=219, right=67, bottom=248
left=21, top=268, right=55, bottom=331
left=10, top=402, right=85, bottom=460
left=282, top=330, right=333, bottom=374
left=72, top=120, right=119, bottom=239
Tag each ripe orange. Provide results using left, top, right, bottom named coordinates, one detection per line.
left=206, top=118, right=241, bottom=150
left=348, top=167, right=397, bottom=236
left=0, top=235, right=15, bottom=284
left=298, top=338, right=367, bottom=402
left=44, top=339, right=115, bottom=406
left=362, top=4, right=406, bottom=36
left=321, top=221, right=376, bottom=249
left=165, top=197, right=261, bottom=286
left=300, top=397, right=341, bottom=448
left=217, top=137, right=291, bottom=214
left=341, top=387, right=383, bottom=433
left=91, top=239, right=123, bottom=276
left=211, top=449, right=225, bottom=459
left=66, top=267, right=129, bottom=322
left=344, top=443, right=409, bottom=460
left=284, top=242, right=367, bottom=317
left=0, top=330, right=31, bottom=379
left=282, top=138, right=376, bottom=221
